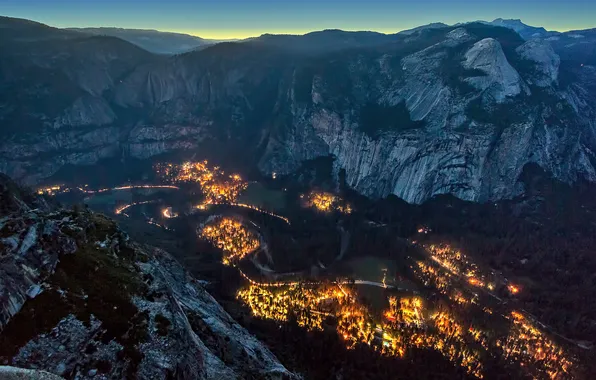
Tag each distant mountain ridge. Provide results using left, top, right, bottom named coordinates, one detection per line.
left=398, top=22, right=449, bottom=35
left=66, top=27, right=222, bottom=54
left=484, top=18, right=556, bottom=39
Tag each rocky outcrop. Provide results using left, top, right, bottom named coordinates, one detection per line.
left=127, top=124, right=207, bottom=159
left=0, top=175, right=295, bottom=379
left=54, top=96, right=117, bottom=129
left=0, top=366, right=64, bottom=380
left=462, top=38, right=525, bottom=101
left=516, top=39, right=560, bottom=87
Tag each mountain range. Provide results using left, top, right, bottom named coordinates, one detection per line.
left=66, top=28, right=221, bottom=55
left=1, top=16, right=595, bottom=203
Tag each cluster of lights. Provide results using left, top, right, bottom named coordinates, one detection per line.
left=417, top=226, right=431, bottom=234
left=413, top=260, right=453, bottom=294
left=230, top=231, right=575, bottom=380
left=425, top=244, right=498, bottom=292
left=199, top=217, right=260, bottom=265
left=422, top=244, right=523, bottom=299
left=384, top=296, right=425, bottom=327
left=37, top=185, right=65, bottom=195
left=162, top=207, right=178, bottom=219
left=507, top=284, right=521, bottom=295
left=237, top=267, right=576, bottom=379
left=380, top=299, right=484, bottom=377
left=499, top=312, right=573, bottom=379
left=156, top=161, right=247, bottom=204
left=450, top=289, right=477, bottom=306
left=237, top=283, right=343, bottom=330
left=337, top=300, right=375, bottom=347
left=413, top=244, right=573, bottom=378
left=303, top=191, right=352, bottom=214
left=237, top=274, right=486, bottom=378
left=468, top=325, right=490, bottom=350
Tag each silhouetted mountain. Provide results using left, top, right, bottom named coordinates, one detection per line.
left=67, top=27, right=221, bottom=54
left=488, top=18, right=555, bottom=39
left=249, top=29, right=400, bottom=54
left=398, top=22, right=449, bottom=35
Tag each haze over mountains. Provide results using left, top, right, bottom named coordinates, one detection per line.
left=66, top=28, right=222, bottom=55
left=0, top=15, right=595, bottom=203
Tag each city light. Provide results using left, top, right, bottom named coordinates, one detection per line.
left=37, top=185, right=64, bottom=195
left=500, top=311, right=573, bottom=379
left=156, top=161, right=247, bottom=204
left=304, top=191, right=352, bottom=214
left=199, top=217, right=260, bottom=265
left=508, top=284, right=521, bottom=295
left=162, top=207, right=178, bottom=219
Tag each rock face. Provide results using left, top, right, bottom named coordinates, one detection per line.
left=462, top=38, right=525, bottom=101
left=0, top=174, right=295, bottom=379
left=0, top=366, right=64, bottom=380
left=515, top=39, right=560, bottom=87
left=1, top=16, right=596, bottom=203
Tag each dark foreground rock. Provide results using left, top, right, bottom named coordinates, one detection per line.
left=0, top=174, right=296, bottom=379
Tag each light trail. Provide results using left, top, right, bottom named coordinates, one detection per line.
left=40, top=184, right=180, bottom=196
left=196, top=201, right=291, bottom=225
left=85, top=184, right=180, bottom=194
left=147, top=219, right=174, bottom=231
left=237, top=267, right=396, bottom=290
left=229, top=203, right=291, bottom=225
left=115, top=200, right=157, bottom=215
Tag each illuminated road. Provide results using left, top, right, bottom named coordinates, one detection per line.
left=237, top=266, right=411, bottom=291
left=352, top=280, right=392, bottom=288
left=115, top=200, right=157, bottom=215
left=199, top=202, right=291, bottom=225
left=83, top=184, right=180, bottom=194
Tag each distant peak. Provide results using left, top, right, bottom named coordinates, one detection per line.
left=492, top=18, right=523, bottom=23
left=484, top=18, right=551, bottom=39
left=398, top=22, right=449, bottom=35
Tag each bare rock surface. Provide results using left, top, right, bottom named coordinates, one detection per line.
left=0, top=174, right=296, bottom=379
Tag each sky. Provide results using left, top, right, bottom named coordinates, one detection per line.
left=0, top=0, right=595, bottom=39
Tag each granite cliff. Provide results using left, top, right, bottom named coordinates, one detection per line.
left=1, top=16, right=595, bottom=203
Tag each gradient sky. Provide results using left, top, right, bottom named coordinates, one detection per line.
left=0, top=0, right=595, bottom=39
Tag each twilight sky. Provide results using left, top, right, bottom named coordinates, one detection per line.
left=0, top=0, right=595, bottom=39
